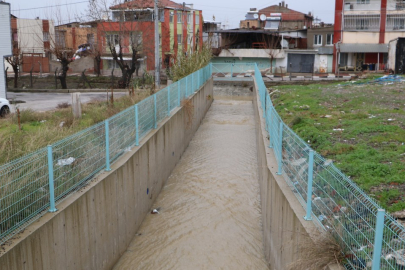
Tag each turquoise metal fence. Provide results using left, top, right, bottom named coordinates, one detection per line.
left=0, top=64, right=212, bottom=245
left=253, top=63, right=405, bottom=269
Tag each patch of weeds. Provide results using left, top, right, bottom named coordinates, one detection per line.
left=272, top=78, right=405, bottom=211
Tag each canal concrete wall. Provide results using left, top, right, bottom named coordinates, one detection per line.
left=0, top=79, right=214, bottom=270
left=252, top=78, right=342, bottom=270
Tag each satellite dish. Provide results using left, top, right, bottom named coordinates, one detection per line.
left=260, top=14, right=267, bottom=21
left=253, top=14, right=259, bottom=19
left=281, top=39, right=289, bottom=48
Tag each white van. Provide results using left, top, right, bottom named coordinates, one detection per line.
left=0, top=98, right=10, bottom=117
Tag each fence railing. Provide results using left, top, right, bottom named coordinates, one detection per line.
left=253, top=63, right=405, bottom=270
left=0, top=64, right=212, bottom=245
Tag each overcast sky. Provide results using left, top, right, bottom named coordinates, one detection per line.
left=10, top=0, right=335, bottom=28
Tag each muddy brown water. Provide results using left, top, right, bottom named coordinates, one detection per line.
left=113, top=97, right=269, bottom=270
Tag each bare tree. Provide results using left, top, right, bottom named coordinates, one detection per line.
left=86, top=0, right=153, bottom=88
left=6, top=48, right=22, bottom=89
left=261, top=33, right=283, bottom=74
left=49, top=46, right=74, bottom=89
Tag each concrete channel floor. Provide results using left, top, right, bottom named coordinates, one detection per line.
left=113, top=97, right=269, bottom=270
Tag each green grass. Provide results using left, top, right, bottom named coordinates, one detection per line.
left=0, top=90, right=150, bottom=165
left=271, top=77, right=405, bottom=212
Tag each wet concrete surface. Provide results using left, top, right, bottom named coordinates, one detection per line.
left=113, top=97, right=269, bottom=270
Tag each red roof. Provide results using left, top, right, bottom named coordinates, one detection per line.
left=110, top=0, right=188, bottom=10
left=259, top=5, right=312, bottom=21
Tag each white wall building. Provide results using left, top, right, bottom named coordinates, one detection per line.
left=0, top=2, right=12, bottom=99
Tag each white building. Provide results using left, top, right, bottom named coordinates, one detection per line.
left=0, top=2, right=12, bottom=99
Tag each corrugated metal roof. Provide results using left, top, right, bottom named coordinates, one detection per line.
left=318, top=47, right=333, bottom=55
left=340, top=44, right=388, bottom=53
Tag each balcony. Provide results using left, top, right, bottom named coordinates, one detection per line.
left=386, top=14, right=405, bottom=30
left=343, top=14, right=381, bottom=31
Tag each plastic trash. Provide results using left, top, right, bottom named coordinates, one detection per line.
left=57, top=157, right=75, bottom=166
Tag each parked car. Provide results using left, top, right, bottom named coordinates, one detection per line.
left=0, top=98, right=10, bottom=117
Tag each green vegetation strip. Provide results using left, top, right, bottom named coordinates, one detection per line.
left=0, top=91, right=150, bottom=165
left=271, top=77, right=405, bottom=212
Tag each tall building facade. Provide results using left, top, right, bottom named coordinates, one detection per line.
left=333, top=0, right=405, bottom=72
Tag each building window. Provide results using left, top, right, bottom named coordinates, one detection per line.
left=106, top=34, right=119, bottom=46
left=43, top=32, right=49, bottom=42
left=387, top=14, right=405, bottom=30
left=196, top=14, right=200, bottom=25
left=326, top=34, right=333, bottom=45
left=177, top=11, right=182, bottom=23
left=177, top=34, right=182, bottom=44
left=87, top=34, right=95, bottom=45
left=339, top=53, right=348, bottom=67
left=130, top=32, right=142, bottom=48
left=55, top=31, right=65, bottom=48
left=314, top=35, right=322, bottom=46
left=356, top=0, right=370, bottom=3
left=107, top=60, right=123, bottom=69
left=188, top=12, right=192, bottom=23
left=170, top=12, right=173, bottom=23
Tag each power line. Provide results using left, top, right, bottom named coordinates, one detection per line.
left=11, top=1, right=87, bottom=12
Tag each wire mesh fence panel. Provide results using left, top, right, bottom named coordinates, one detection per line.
left=250, top=62, right=405, bottom=270
left=193, top=72, right=198, bottom=91
left=156, top=88, right=169, bottom=123
left=281, top=124, right=311, bottom=205
left=169, top=82, right=178, bottom=111
left=0, top=64, right=212, bottom=246
left=138, top=96, right=155, bottom=138
left=186, top=75, right=192, bottom=96
left=52, top=122, right=106, bottom=201
left=108, top=106, right=137, bottom=162
left=0, top=149, right=49, bottom=243
left=179, top=78, right=186, bottom=101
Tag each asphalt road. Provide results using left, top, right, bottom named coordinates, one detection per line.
left=6, top=92, right=127, bottom=112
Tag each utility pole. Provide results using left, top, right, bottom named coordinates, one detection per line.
left=154, top=0, right=160, bottom=88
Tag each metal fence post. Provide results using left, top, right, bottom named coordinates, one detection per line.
left=372, top=209, right=386, bottom=270
left=304, top=150, right=315, bottom=221
left=178, top=81, right=181, bottom=106
left=167, top=86, right=171, bottom=116
left=135, top=105, right=139, bottom=146
left=105, top=120, right=111, bottom=171
left=277, top=121, right=283, bottom=175
left=154, top=94, right=157, bottom=129
left=47, top=145, right=57, bottom=212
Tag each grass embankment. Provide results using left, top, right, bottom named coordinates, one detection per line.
left=0, top=91, right=150, bottom=165
left=271, top=77, right=405, bottom=212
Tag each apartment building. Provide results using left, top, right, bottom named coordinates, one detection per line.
left=55, top=21, right=98, bottom=51
left=333, top=0, right=405, bottom=72
left=8, top=16, right=54, bottom=73
left=98, top=0, right=203, bottom=74
left=240, top=1, right=313, bottom=31
left=307, top=25, right=335, bottom=73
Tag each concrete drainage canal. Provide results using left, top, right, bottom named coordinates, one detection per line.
left=113, top=82, right=269, bottom=269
